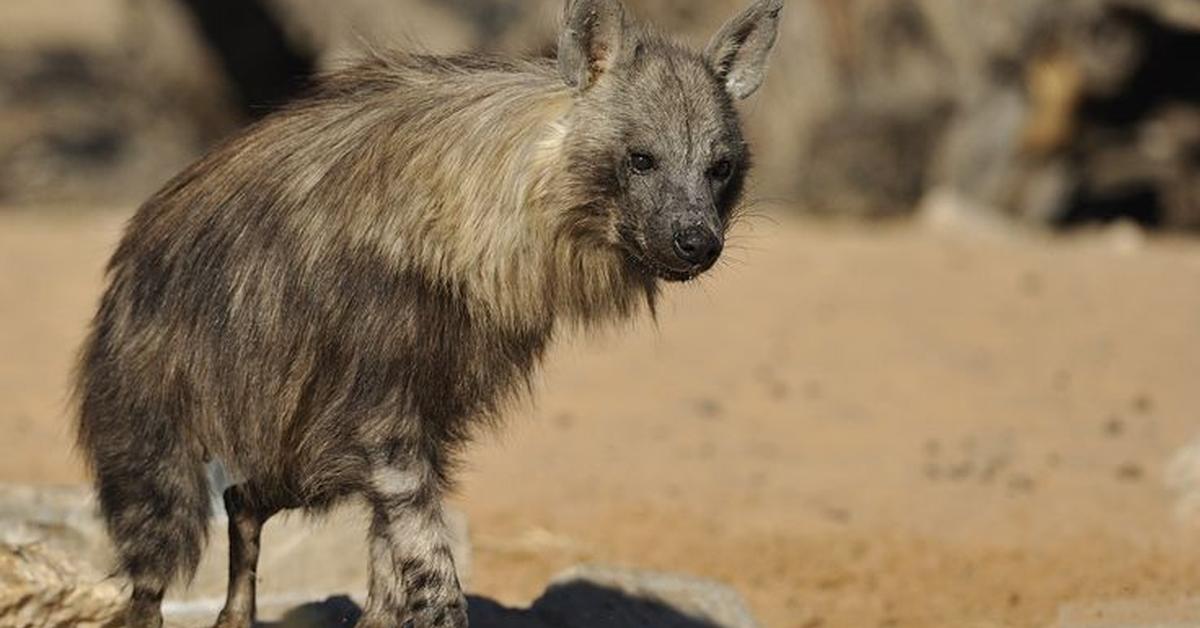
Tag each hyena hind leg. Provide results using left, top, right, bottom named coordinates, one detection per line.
left=214, top=485, right=276, bottom=628
left=358, top=463, right=467, bottom=628
left=90, top=435, right=211, bottom=628
left=127, top=587, right=166, bottom=628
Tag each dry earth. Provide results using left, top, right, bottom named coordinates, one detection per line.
left=2, top=206, right=1200, bottom=627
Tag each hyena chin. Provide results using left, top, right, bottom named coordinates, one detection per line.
left=73, top=0, right=781, bottom=626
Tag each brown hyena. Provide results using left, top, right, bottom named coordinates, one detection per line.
left=73, top=0, right=783, bottom=626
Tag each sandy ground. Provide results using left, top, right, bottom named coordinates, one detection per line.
left=2, top=206, right=1200, bottom=627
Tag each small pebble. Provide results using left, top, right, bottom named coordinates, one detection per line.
left=1116, top=462, right=1144, bottom=482
left=695, top=398, right=723, bottom=419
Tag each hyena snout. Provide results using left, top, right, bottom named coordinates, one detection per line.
left=672, top=224, right=723, bottom=269
left=635, top=215, right=725, bottom=281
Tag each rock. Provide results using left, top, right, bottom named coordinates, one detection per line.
left=1166, top=438, right=1200, bottom=527
left=800, top=101, right=953, bottom=219
left=930, top=0, right=1200, bottom=230
left=1103, top=220, right=1147, bottom=256
left=0, top=542, right=124, bottom=628
left=0, top=0, right=237, bottom=205
left=917, top=187, right=1021, bottom=239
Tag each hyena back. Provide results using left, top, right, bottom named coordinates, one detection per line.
left=74, top=1, right=782, bottom=626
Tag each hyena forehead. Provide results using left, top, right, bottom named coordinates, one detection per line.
left=606, top=44, right=745, bottom=162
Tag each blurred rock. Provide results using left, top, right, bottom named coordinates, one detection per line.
left=929, top=0, right=1200, bottom=231
left=917, top=187, right=1021, bottom=239
left=0, top=0, right=128, bottom=52
left=171, top=0, right=316, bottom=115
left=1103, top=220, right=1148, bottom=256
left=0, top=485, right=112, bottom=571
left=268, top=0, right=559, bottom=67
left=1166, top=437, right=1200, bottom=527
left=801, top=101, right=952, bottom=219
left=0, top=0, right=236, bottom=206
left=0, top=543, right=123, bottom=628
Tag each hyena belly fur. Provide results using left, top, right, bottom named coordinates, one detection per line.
left=73, top=1, right=781, bottom=626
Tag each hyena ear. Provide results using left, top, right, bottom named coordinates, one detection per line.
left=558, top=0, right=629, bottom=91
left=705, top=0, right=784, bottom=100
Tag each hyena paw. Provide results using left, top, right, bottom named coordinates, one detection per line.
left=404, top=595, right=468, bottom=628
left=212, top=613, right=252, bottom=628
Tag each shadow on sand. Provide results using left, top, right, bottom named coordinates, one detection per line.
left=256, top=582, right=725, bottom=628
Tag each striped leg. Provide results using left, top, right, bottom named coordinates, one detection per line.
left=358, top=460, right=467, bottom=628
left=360, top=513, right=404, bottom=625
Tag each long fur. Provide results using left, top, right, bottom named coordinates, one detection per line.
left=78, top=52, right=654, bottom=507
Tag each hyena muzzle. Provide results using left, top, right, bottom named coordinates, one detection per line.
left=74, top=0, right=782, bottom=626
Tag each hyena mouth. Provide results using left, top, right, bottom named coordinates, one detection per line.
left=623, top=251, right=700, bottom=283
left=617, top=228, right=700, bottom=282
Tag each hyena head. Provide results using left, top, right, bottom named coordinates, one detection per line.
left=557, top=0, right=783, bottom=282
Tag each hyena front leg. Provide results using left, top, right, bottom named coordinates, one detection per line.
left=360, top=514, right=403, bottom=624
left=359, top=460, right=467, bottom=628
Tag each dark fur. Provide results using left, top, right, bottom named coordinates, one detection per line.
left=74, top=1, right=782, bottom=627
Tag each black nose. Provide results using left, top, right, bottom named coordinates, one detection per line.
left=672, top=226, right=723, bottom=267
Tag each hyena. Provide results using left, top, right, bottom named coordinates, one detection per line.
left=74, top=0, right=782, bottom=626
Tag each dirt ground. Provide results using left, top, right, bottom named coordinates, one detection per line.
left=2, top=205, right=1199, bottom=628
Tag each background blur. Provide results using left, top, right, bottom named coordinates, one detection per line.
left=2, top=1, right=1199, bottom=627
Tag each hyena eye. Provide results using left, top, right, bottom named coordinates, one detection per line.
left=630, top=152, right=657, bottom=174
left=709, top=159, right=734, bottom=181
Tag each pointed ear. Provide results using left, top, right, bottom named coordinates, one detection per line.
left=558, top=0, right=629, bottom=91
left=705, top=0, right=784, bottom=99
